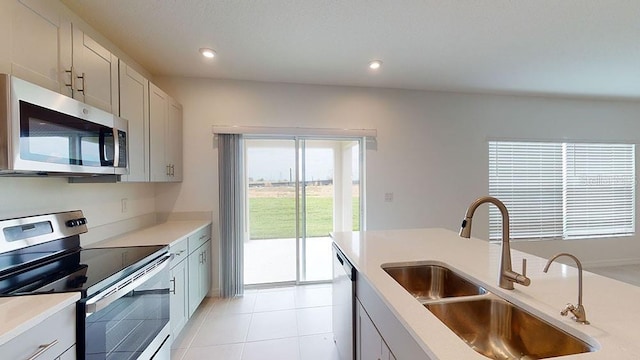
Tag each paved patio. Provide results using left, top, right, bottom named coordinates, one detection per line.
left=244, top=236, right=333, bottom=285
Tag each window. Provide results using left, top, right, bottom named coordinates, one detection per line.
left=489, top=141, right=635, bottom=241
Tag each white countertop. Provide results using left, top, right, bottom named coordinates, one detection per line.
left=331, top=228, right=640, bottom=359
left=87, top=220, right=211, bottom=248
left=0, top=292, right=80, bottom=346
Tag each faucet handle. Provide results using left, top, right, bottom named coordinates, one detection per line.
left=561, top=303, right=576, bottom=317
left=522, top=258, right=527, bottom=277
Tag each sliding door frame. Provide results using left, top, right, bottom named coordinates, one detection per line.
left=244, top=135, right=366, bottom=287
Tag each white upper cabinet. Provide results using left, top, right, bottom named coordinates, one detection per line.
left=67, top=24, right=119, bottom=113
left=150, top=82, right=183, bottom=182
left=167, top=98, right=184, bottom=182
left=8, top=0, right=119, bottom=113
left=10, top=0, right=70, bottom=94
left=119, top=61, right=150, bottom=182
left=0, top=3, right=11, bottom=74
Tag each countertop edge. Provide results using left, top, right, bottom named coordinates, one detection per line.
left=0, top=292, right=80, bottom=346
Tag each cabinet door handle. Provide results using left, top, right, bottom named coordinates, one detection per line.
left=199, top=252, right=203, bottom=264
left=76, top=72, right=86, bottom=93
left=170, top=276, right=176, bottom=294
left=166, top=165, right=170, bottom=176
left=27, top=340, right=58, bottom=360
left=64, top=67, right=74, bottom=90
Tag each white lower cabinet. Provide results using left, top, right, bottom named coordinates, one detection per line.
left=188, top=239, right=211, bottom=317
left=357, top=300, right=396, bottom=360
left=58, top=345, right=76, bottom=360
left=169, top=225, right=212, bottom=343
left=169, top=240, right=189, bottom=340
left=1, top=301, right=76, bottom=360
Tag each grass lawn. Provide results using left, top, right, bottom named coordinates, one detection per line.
left=249, top=196, right=360, bottom=239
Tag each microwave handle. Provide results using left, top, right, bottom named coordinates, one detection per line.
left=113, top=127, right=120, bottom=168
left=85, top=254, right=170, bottom=316
left=98, top=128, right=112, bottom=166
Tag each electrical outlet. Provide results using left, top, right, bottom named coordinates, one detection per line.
left=384, top=192, right=394, bottom=202
left=121, top=198, right=128, bottom=213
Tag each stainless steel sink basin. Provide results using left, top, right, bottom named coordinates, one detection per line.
left=425, top=297, right=595, bottom=359
left=382, top=262, right=596, bottom=359
left=383, top=263, right=487, bottom=302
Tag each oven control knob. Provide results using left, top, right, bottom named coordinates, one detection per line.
left=66, top=218, right=87, bottom=227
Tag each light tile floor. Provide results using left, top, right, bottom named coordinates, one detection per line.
left=171, top=284, right=340, bottom=360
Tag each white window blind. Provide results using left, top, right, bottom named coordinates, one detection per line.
left=563, top=143, right=635, bottom=239
left=489, top=142, right=563, bottom=240
left=489, top=141, right=635, bottom=241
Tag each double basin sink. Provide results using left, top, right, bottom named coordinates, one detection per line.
left=383, top=263, right=596, bottom=359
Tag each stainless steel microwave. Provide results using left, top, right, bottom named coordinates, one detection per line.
left=0, top=74, right=127, bottom=176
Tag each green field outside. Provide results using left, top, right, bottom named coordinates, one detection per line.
left=249, top=197, right=360, bottom=239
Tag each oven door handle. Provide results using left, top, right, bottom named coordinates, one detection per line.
left=85, top=254, right=170, bottom=316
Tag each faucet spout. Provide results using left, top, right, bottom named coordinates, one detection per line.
left=459, top=196, right=530, bottom=290
left=543, top=252, right=589, bottom=324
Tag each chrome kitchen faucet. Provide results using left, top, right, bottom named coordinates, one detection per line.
left=459, top=196, right=531, bottom=290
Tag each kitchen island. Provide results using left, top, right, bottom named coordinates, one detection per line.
left=331, top=228, right=640, bottom=359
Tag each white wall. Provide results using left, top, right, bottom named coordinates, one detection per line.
left=154, top=76, right=640, bottom=292
left=0, top=177, right=157, bottom=243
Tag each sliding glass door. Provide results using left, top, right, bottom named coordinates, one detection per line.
left=244, top=137, right=363, bottom=286
left=299, top=139, right=361, bottom=282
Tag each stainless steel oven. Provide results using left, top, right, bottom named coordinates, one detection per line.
left=0, top=211, right=170, bottom=360
left=81, top=253, right=170, bottom=360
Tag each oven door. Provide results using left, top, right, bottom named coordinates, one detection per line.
left=79, top=255, right=170, bottom=360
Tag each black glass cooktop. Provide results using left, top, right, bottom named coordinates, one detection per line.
left=0, top=244, right=166, bottom=298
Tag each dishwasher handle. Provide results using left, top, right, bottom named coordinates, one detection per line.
left=335, top=246, right=355, bottom=281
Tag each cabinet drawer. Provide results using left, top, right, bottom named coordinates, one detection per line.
left=188, top=225, right=211, bottom=254
left=170, top=237, right=189, bottom=268
left=1, top=302, right=76, bottom=360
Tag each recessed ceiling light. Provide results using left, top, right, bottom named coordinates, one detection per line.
left=200, top=48, right=216, bottom=58
left=369, top=60, right=382, bottom=70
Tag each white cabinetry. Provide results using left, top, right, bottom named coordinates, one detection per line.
left=357, top=300, right=396, bottom=360
left=169, top=239, right=189, bottom=339
left=8, top=0, right=118, bottom=113
left=67, top=24, right=119, bottom=113
left=150, top=83, right=183, bottom=182
left=9, top=0, right=69, bottom=93
left=119, top=61, right=150, bottom=182
left=0, top=301, right=76, bottom=360
left=187, top=226, right=212, bottom=317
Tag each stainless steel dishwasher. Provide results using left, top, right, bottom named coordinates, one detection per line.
left=332, top=243, right=356, bottom=360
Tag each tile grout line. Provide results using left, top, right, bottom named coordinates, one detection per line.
left=176, top=298, right=219, bottom=359
left=177, top=285, right=335, bottom=359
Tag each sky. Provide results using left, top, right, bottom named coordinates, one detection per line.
left=246, top=141, right=359, bottom=182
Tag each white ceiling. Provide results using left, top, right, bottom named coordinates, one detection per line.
left=61, top=0, right=640, bottom=99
